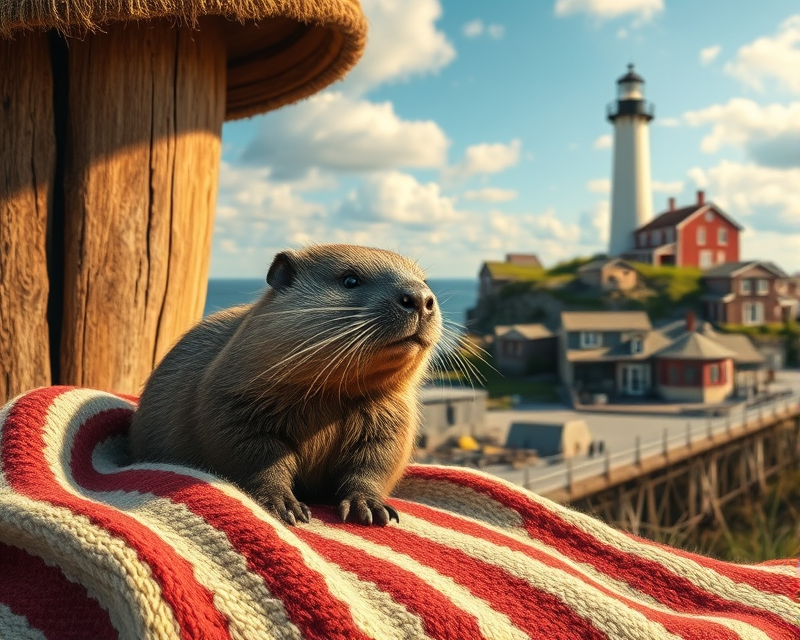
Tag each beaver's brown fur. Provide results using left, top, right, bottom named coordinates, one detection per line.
left=129, top=244, right=442, bottom=526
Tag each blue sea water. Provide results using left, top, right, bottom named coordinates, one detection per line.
left=204, top=278, right=478, bottom=327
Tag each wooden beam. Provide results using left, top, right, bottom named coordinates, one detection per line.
left=0, top=34, right=55, bottom=404
left=60, top=19, right=226, bottom=395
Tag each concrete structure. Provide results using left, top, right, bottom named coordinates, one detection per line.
left=625, top=191, right=743, bottom=268
left=506, top=420, right=592, bottom=458
left=576, top=258, right=638, bottom=291
left=608, top=64, right=655, bottom=257
left=493, top=324, right=557, bottom=376
left=418, top=386, right=487, bottom=452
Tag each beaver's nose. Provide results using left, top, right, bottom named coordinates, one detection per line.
left=398, top=288, right=436, bottom=317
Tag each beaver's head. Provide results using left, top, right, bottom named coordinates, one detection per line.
left=258, top=244, right=442, bottom=395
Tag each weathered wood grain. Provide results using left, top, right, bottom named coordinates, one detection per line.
left=0, top=34, right=55, bottom=404
left=61, top=18, right=226, bottom=395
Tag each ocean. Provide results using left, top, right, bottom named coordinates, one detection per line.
left=204, top=278, right=478, bottom=327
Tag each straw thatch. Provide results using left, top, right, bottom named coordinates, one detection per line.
left=0, top=0, right=367, bottom=119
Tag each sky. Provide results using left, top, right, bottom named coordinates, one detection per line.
left=211, top=0, right=800, bottom=279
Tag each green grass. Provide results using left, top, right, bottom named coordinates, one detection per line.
left=485, top=262, right=547, bottom=281
left=718, top=321, right=800, bottom=366
left=546, top=255, right=602, bottom=276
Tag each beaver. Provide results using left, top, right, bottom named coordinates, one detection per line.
left=129, top=244, right=442, bottom=526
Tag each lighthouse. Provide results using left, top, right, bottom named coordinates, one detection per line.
left=607, top=64, right=655, bottom=257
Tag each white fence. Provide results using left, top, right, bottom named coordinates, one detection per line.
left=522, top=392, right=800, bottom=496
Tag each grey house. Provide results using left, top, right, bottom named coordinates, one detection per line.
left=558, top=311, right=669, bottom=398
left=493, top=323, right=557, bottom=375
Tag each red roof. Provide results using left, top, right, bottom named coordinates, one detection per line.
left=635, top=203, right=743, bottom=233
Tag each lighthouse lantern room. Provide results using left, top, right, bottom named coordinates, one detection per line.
left=607, top=64, right=655, bottom=257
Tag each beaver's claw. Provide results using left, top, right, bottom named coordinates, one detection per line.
left=339, top=493, right=399, bottom=526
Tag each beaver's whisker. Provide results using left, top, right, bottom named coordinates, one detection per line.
left=303, top=323, right=379, bottom=405
left=332, top=325, right=379, bottom=404
left=250, top=314, right=372, bottom=378
left=261, top=319, right=373, bottom=389
left=248, top=324, right=372, bottom=396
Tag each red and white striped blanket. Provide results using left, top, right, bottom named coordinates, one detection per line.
left=1, top=386, right=797, bottom=639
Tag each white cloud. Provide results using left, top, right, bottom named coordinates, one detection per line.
left=463, top=19, right=505, bottom=39
left=242, top=92, right=450, bottom=178
left=593, top=134, right=613, bottom=149
left=463, top=19, right=484, bottom=37
left=553, top=0, right=663, bottom=22
left=463, top=188, right=518, bottom=202
left=651, top=180, right=684, bottom=194
left=616, top=28, right=628, bottom=39
left=217, top=162, right=331, bottom=221
left=337, top=171, right=461, bottom=227
left=487, top=24, right=506, bottom=39
left=448, top=139, right=522, bottom=178
left=700, top=44, right=722, bottom=65
left=587, top=178, right=611, bottom=193
left=741, top=230, right=800, bottom=273
left=724, top=15, right=800, bottom=94
left=683, top=99, right=800, bottom=167
left=687, top=160, right=800, bottom=233
left=341, top=0, right=456, bottom=95
left=657, top=117, right=682, bottom=127
left=579, top=200, right=610, bottom=245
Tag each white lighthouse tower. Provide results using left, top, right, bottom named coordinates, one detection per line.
left=607, top=64, right=654, bottom=257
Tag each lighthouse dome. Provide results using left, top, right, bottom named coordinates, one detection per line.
left=617, top=64, right=645, bottom=85
left=617, top=64, right=646, bottom=100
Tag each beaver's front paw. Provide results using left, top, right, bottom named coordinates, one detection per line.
left=338, top=493, right=399, bottom=526
left=262, top=493, right=312, bottom=526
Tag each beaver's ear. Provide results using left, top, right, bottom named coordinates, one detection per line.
left=267, top=251, right=297, bottom=291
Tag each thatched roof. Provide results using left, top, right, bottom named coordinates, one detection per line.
left=0, top=0, right=367, bottom=120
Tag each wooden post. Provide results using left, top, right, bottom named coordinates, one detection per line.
left=686, top=422, right=691, bottom=448
left=60, top=20, right=226, bottom=395
left=0, top=35, right=56, bottom=403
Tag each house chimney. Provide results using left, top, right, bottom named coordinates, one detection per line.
left=668, top=197, right=675, bottom=212
left=697, top=190, right=705, bottom=206
left=686, top=311, right=696, bottom=333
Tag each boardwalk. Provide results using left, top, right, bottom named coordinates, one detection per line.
left=481, top=371, right=800, bottom=500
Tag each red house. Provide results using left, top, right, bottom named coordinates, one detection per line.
left=623, top=191, right=742, bottom=269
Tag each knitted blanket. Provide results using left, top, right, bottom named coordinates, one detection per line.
left=0, top=387, right=797, bottom=640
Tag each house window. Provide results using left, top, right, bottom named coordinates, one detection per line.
left=716, top=250, right=725, bottom=264
left=639, top=232, right=647, bottom=248
left=718, top=228, right=727, bottom=245
left=631, top=336, right=643, bottom=354
left=699, top=250, right=713, bottom=268
left=697, top=226, right=706, bottom=245
left=652, top=229, right=661, bottom=245
left=580, top=332, right=602, bottom=348
left=668, top=365, right=678, bottom=385
left=709, top=364, right=720, bottom=383
left=743, top=302, right=764, bottom=325
left=756, top=279, right=769, bottom=295
left=503, top=340, right=523, bottom=357
left=685, top=366, right=697, bottom=384
left=665, top=228, right=674, bottom=243
left=741, top=279, right=752, bottom=295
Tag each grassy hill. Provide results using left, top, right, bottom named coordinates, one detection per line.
left=474, top=258, right=705, bottom=328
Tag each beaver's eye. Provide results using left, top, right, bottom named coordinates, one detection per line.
left=342, top=274, right=360, bottom=289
